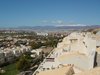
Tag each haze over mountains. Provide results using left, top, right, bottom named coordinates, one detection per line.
left=0, top=25, right=100, bottom=32
left=15, top=25, right=100, bottom=30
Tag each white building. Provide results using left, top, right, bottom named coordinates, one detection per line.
left=33, top=32, right=96, bottom=75
left=36, top=32, right=48, bottom=36
left=31, top=49, right=42, bottom=58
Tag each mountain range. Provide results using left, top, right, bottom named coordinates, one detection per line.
left=0, top=25, right=100, bottom=32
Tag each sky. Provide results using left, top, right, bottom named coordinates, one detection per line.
left=0, top=0, right=100, bottom=27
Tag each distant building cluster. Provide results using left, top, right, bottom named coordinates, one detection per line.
left=0, top=36, right=31, bottom=66
left=36, top=32, right=48, bottom=36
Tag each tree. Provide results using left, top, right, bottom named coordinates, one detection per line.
left=29, top=41, right=42, bottom=49
left=16, top=55, right=31, bottom=71
left=44, top=39, right=58, bottom=47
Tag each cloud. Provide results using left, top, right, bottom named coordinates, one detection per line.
left=41, top=20, right=48, bottom=23
left=41, top=20, right=64, bottom=25
left=55, top=24, right=87, bottom=27
left=51, top=20, right=63, bottom=24
left=57, top=20, right=63, bottom=24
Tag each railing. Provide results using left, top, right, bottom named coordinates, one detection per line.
left=32, top=48, right=55, bottom=75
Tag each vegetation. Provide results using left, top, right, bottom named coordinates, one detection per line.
left=16, top=54, right=31, bottom=71
left=1, top=52, right=42, bottom=75
left=0, top=31, right=63, bottom=75
left=30, top=41, right=42, bottom=49
left=1, top=63, right=19, bottom=75
left=30, top=36, right=59, bottom=49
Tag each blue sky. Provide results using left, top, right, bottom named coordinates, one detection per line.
left=0, top=0, right=100, bottom=27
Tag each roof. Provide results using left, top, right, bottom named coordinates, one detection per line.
left=74, top=67, right=100, bottom=75
left=36, top=65, right=74, bottom=75
left=57, top=52, right=89, bottom=70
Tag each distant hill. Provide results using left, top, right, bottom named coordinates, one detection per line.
left=17, top=25, right=100, bottom=30
left=0, top=25, right=100, bottom=32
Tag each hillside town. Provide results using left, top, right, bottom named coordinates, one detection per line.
left=1, top=28, right=100, bottom=75
left=0, top=30, right=65, bottom=75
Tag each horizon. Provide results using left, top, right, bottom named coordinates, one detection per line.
left=0, top=0, right=100, bottom=28
left=0, top=24, right=100, bottom=29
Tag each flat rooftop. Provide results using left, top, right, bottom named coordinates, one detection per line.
left=57, top=52, right=89, bottom=70
left=74, top=67, right=100, bottom=75
left=36, top=65, right=74, bottom=75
